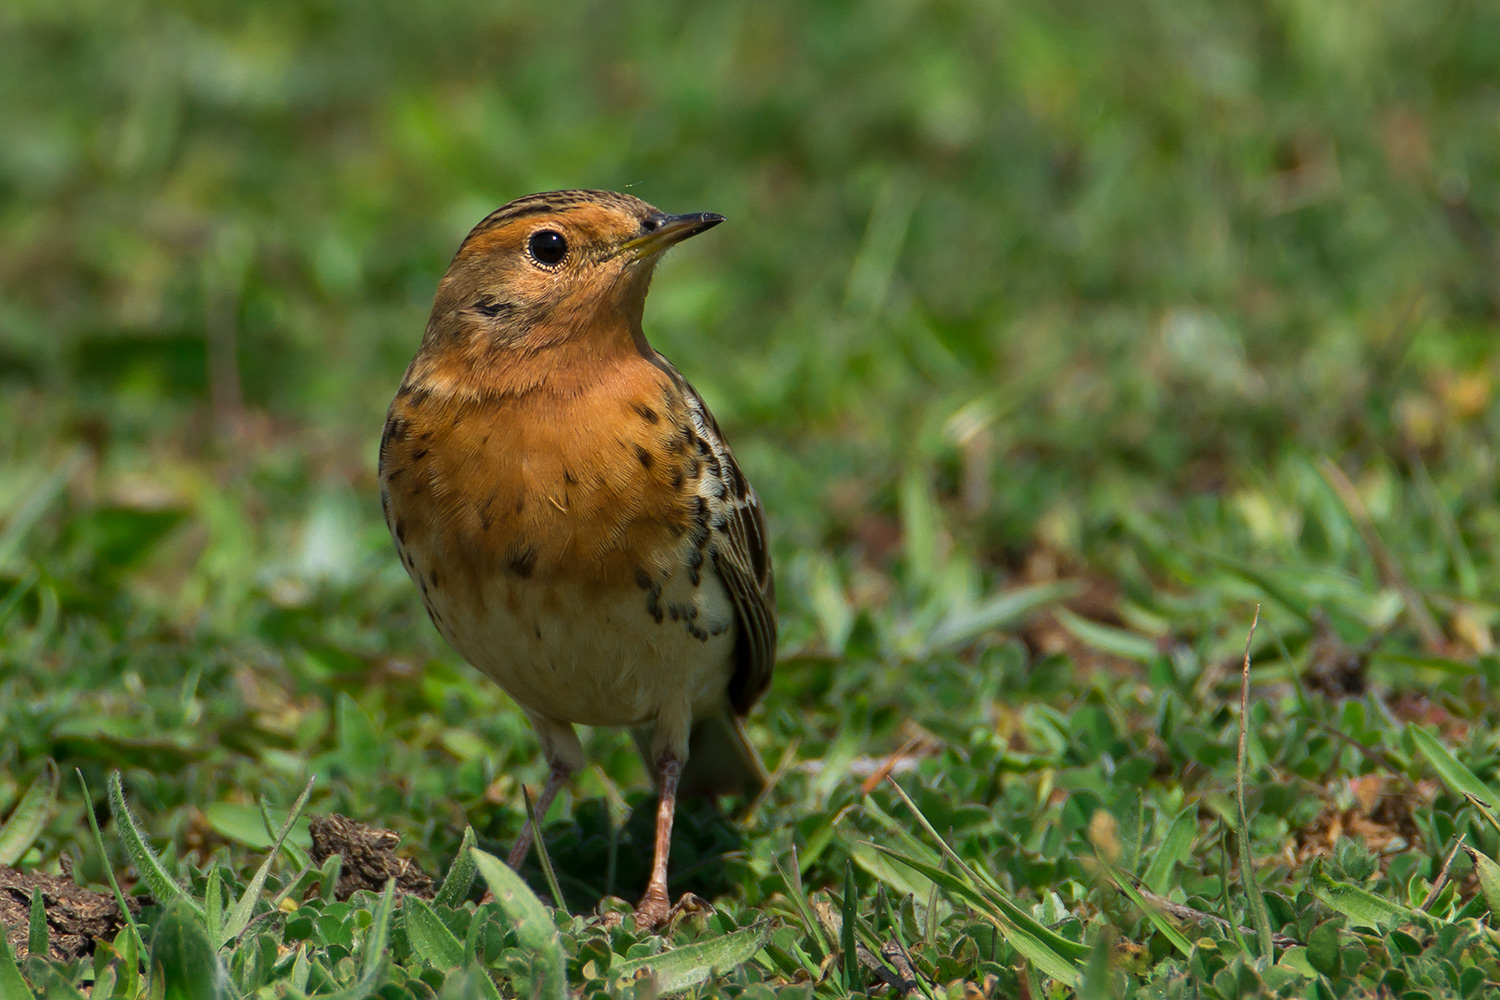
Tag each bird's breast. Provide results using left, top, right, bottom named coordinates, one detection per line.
left=378, top=364, right=736, bottom=724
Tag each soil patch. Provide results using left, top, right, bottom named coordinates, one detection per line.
left=0, top=864, right=137, bottom=962
left=308, top=814, right=436, bottom=901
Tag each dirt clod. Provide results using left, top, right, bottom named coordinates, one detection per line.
left=0, top=865, right=137, bottom=963
left=308, top=814, right=435, bottom=901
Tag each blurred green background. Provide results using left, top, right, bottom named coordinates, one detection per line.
left=7, top=0, right=1500, bottom=646
left=5, top=0, right=1500, bottom=949
left=6, top=0, right=1500, bottom=993
left=5, top=0, right=1500, bottom=770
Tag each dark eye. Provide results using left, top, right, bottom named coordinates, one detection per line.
left=527, top=229, right=568, bottom=267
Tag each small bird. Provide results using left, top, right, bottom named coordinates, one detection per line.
left=378, top=190, right=775, bottom=929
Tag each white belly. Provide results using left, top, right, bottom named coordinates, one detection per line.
left=425, top=560, right=738, bottom=728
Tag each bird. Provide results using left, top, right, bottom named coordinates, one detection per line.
left=378, top=189, right=776, bottom=930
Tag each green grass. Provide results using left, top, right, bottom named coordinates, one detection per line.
left=5, top=0, right=1500, bottom=996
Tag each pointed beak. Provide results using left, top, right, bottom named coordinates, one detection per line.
left=621, top=212, right=725, bottom=260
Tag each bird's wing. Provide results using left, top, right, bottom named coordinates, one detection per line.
left=658, top=357, right=777, bottom=715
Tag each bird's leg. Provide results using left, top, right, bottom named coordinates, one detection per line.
left=507, top=763, right=572, bottom=869
left=633, top=753, right=682, bottom=931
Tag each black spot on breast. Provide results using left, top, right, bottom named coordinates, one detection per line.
left=515, top=496, right=524, bottom=514
left=395, top=520, right=406, bottom=543
left=429, top=568, right=439, bottom=587
left=412, top=448, right=428, bottom=460
left=669, top=465, right=684, bottom=490
left=634, top=567, right=663, bottom=624
left=508, top=545, right=538, bottom=579
left=481, top=489, right=497, bottom=529
left=382, top=417, right=408, bottom=449
left=687, top=497, right=711, bottom=548
left=563, top=469, right=577, bottom=486
left=534, top=625, right=542, bottom=639
left=634, top=403, right=659, bottom=424
left=635, top=445, right=653, bottom=469
left=386, top=467, right=404, bottom=481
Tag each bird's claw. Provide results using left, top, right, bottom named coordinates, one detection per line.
left=633, top=891, right=710, bottom=932
left=633, top=887, right=673, bottom=931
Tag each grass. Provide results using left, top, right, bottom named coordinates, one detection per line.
left=4, top=0, right=1500, bottom=996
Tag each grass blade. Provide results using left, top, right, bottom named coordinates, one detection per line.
left=522, top=786, right=566, bottom=911
left=150, top=898, right=232, bottom=1000
left=433, top=826, right=477, bottom=908
left=0, top=926, right=28, bottom=1000
left=1407, top=724, right=1500, bottom=833
left=1462, top=847, right=1500, bottom=916
left=611, top=923, right=772, bottom=994
left=876, top=884, right=937, bottom=1000
left=404, top=895, right=464, bottom=967
left=1309, top=867, right=1434, bottom=930
left=290, top=945, right=310, bottom=993
left=0, top=454, right=81, bottom=570
left=1055, top=608, right=1161, bottom=662
left=1234, top=608, right=1275, bottom=960
left=841, top=860, right=860, bottom=991
left=258, top=794, right=312, bottom=871
left=106, top=771, right=200, bottom=914
left=882, top=778, right=1089, bottom=961
left=1141, top=807, right=1196, bottom=896
left=924, top=580, right=1081, bottom=652
left=0, top=759, right=58, bottom=865
left=221, top=776, right=315, bottom=944
left=320, top=853, right=343, bottom=904
left=27, top=887, right=47, bottom=959
left=773, top=846, right=831, bottom=960
left=1094, top=857, right=1192, bottom=957
left=873, top=844, right=1081, bottom=984
left=472, top=849, right=566, bottom=1000
left=203, top=868, right=223, bottom=950
left=75, top=770, right=146, bottom=959
left=360, top=878, right=396, bottom=982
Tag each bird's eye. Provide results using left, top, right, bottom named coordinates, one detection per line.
left=527, top=229, right=569, bottom=267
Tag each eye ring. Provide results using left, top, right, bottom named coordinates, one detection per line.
left=527, top=229, right=569, bottom=268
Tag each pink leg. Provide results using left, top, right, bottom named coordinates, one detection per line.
left=634, top=755, right=682, bottom=930
left=506, top=764, right=571, bottom=869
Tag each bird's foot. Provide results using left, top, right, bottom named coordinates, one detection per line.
left=633, top=886, right=673, bottom=931
left=632, top=891, right=709, bottom=932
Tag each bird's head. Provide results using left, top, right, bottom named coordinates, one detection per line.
left=423, top=190, right=723, bottom=356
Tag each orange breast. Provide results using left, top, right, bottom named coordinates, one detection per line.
left=378, top=355, right=704, bottom=623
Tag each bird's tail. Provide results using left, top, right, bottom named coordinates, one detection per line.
left=632, top=708, right=768, bottom=799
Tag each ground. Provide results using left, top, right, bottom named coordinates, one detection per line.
left=3, top=1, right=1500, bottom=997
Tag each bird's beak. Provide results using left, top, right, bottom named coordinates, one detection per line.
left=621, top=212, right=726, bottom=261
